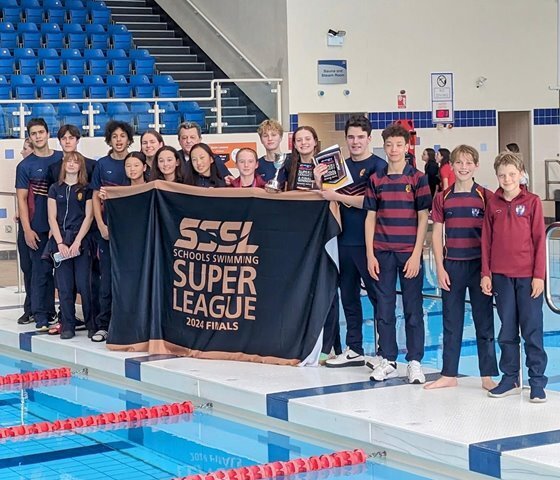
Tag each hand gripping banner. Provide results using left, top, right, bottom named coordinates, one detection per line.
left=105, top=182, right=340, bottom=365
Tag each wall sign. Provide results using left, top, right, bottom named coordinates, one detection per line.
left=430, top=72, right=454, bottom=124
left=318, top=60, right=347, bottom=84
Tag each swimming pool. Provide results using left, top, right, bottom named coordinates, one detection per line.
left=0, top=353, right=450, bottom=480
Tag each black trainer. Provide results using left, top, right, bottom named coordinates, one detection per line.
left=17, top=313, right=33, bottom=325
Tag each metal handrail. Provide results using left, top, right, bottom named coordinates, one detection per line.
left=0, top=191, right=22, bottom=294
left=544, top=159, right=560, bottom=200
left=183, top=0, right=268, bottom=80
left=211, top=78, right=282, bottom=134
left=545, top=222, right=560, bottom=314
left=0, top=76, right=283, bottom=137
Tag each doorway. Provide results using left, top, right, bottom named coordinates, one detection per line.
left=497, top=111, right=532, bottom=180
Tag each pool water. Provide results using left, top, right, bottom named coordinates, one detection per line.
left=0, top=354, right=440, bottom=480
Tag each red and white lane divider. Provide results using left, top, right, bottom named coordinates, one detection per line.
left=0, top=401, right=195, bottom=439
left=174, top=448, right=368, bottom=480
left=0, top=367, right=72, bottom=386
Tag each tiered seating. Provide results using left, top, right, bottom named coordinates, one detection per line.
left=0, top=0, right=204, bottom=136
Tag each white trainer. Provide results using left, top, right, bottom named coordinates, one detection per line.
left=319, top=348, right=336, bottom=365
left=370, top=359, right=398, bottom=382
left=325, top=347, right=365, bottom=368
left=407, top=360, right=426, bottom=384
left=365, top=355, right=383, bottom=371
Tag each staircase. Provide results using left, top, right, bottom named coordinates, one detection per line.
left=104, top=0, right=265, bottom=133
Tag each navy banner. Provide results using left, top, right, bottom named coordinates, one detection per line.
left=105, top=182, right=340, bottom=365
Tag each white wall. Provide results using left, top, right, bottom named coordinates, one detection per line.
left=285, top=0, right=559, bottom=112
left=155, top=0, right=289, bottom=123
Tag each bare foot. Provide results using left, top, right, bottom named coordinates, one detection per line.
left=481, top=377, right=497, bottom=391
left=424, top=376, right=458, bottom=390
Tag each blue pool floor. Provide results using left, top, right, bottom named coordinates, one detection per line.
left=0, top=355, right=433, bottom=480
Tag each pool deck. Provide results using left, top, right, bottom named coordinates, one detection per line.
left=0, top=286, right=559, bottom=480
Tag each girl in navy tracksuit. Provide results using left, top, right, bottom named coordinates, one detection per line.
left=47, top=152, right=94, bottom=339
left=149, top=146, right=185, bottom=183
left=184, top=143, right=226, bottom=187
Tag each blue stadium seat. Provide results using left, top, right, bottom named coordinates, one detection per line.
left=178, top=101, right=202, bottom=113
left=67, top=32, right=87, bottom=50
left=89, top=8, right=110, bottom=25
left=134, top=83, right=154, bottom=99
left=0, top=47, right=13, bottom=74
left=0, top=29, right=17, bottom=49
left=159, top=101, right=180, bottom=134
left=0, top=74, right=11, bottom=99
left=128, top=49, right=150, bottom=59
left=111, top=32, right=132, bottom=50
left=110, top=58, right=131, bottom=75
left=107, top=76, right=130, bottom=98
left=40, top=85, right=59, bottom=99
left=87, top=58, right=107, bottom=75
left=21, top=0, right=41, bottom=7
left=107, top=24, right=127, bottom=34
left=84, top=23, right=104, bottom=34
left=86, top=0, right=107, bottom=8
left=133, top=57, right=155, bottom=75
left=59, top=74, right=83, bottom=99
left=182, top=111, right=205, bottom=126
left=106, top=48, right=126, bottom=59
left=106, top=101, right=133, bottom=124
left=62, top=23, right=83, bottom=34
left=38, top=47, right=60, bottom=74
left=35, top=74, right=56, bottom=86
left=32, top=103, right=58, bottom=131
left=43, top=0, right=63, bottom=8
left=83, top=48, right=104, bottom=60
left=89, top=32, right=109, bottom=50
left=15, top=84, right=36, bottom=100
left=178, top=101, right=205, bottom=125
left=41, top=23, right=62, bottom=34
left=17, top=23, right=38, bottom=32
left=37, top=48, right=58, bottom=59
left=2, top=8, right=21, bottom=24
left=0, top=22, right=15, bottom=33
left=36, top=75, right=59, bottom=99
left=130, top=101, right=152, bottom=127
left=129, top=74, right=150, bottom=86
left=65, top=58, right=85, bottom=76
left=44, top=31, right=64, bottom=49
left=130, top=74, right=154, bottom=98
left=58, top=102, right=84, bottom=126
left=157, top=84, right=179, bottom=98
left=68, top=9, right=88, bottom=24
left=106, top=74, right=127, bottom=86
left=15, top=49, right=38, bottom=75
left=14, top=47, right=35, bottom=59
left=59, top=74, right=80, bottom=85
left=0, top=0, right=18, bottom=7
left=66, top=0, right=84, bottom=7
left=41, top=58, right=61, bottom=75
left=20, top=31, right=42, bottom=49
left=45, top=8, right=65, bottom=25
left=152, top=74, right=175, bottom=85
left=61, top=48, right=84, bottom=75
left=61, top=48, right=82, bottom=59
left=83, top=74, right=108, bottom=99
left=23, top=7, right=44, bottom=24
